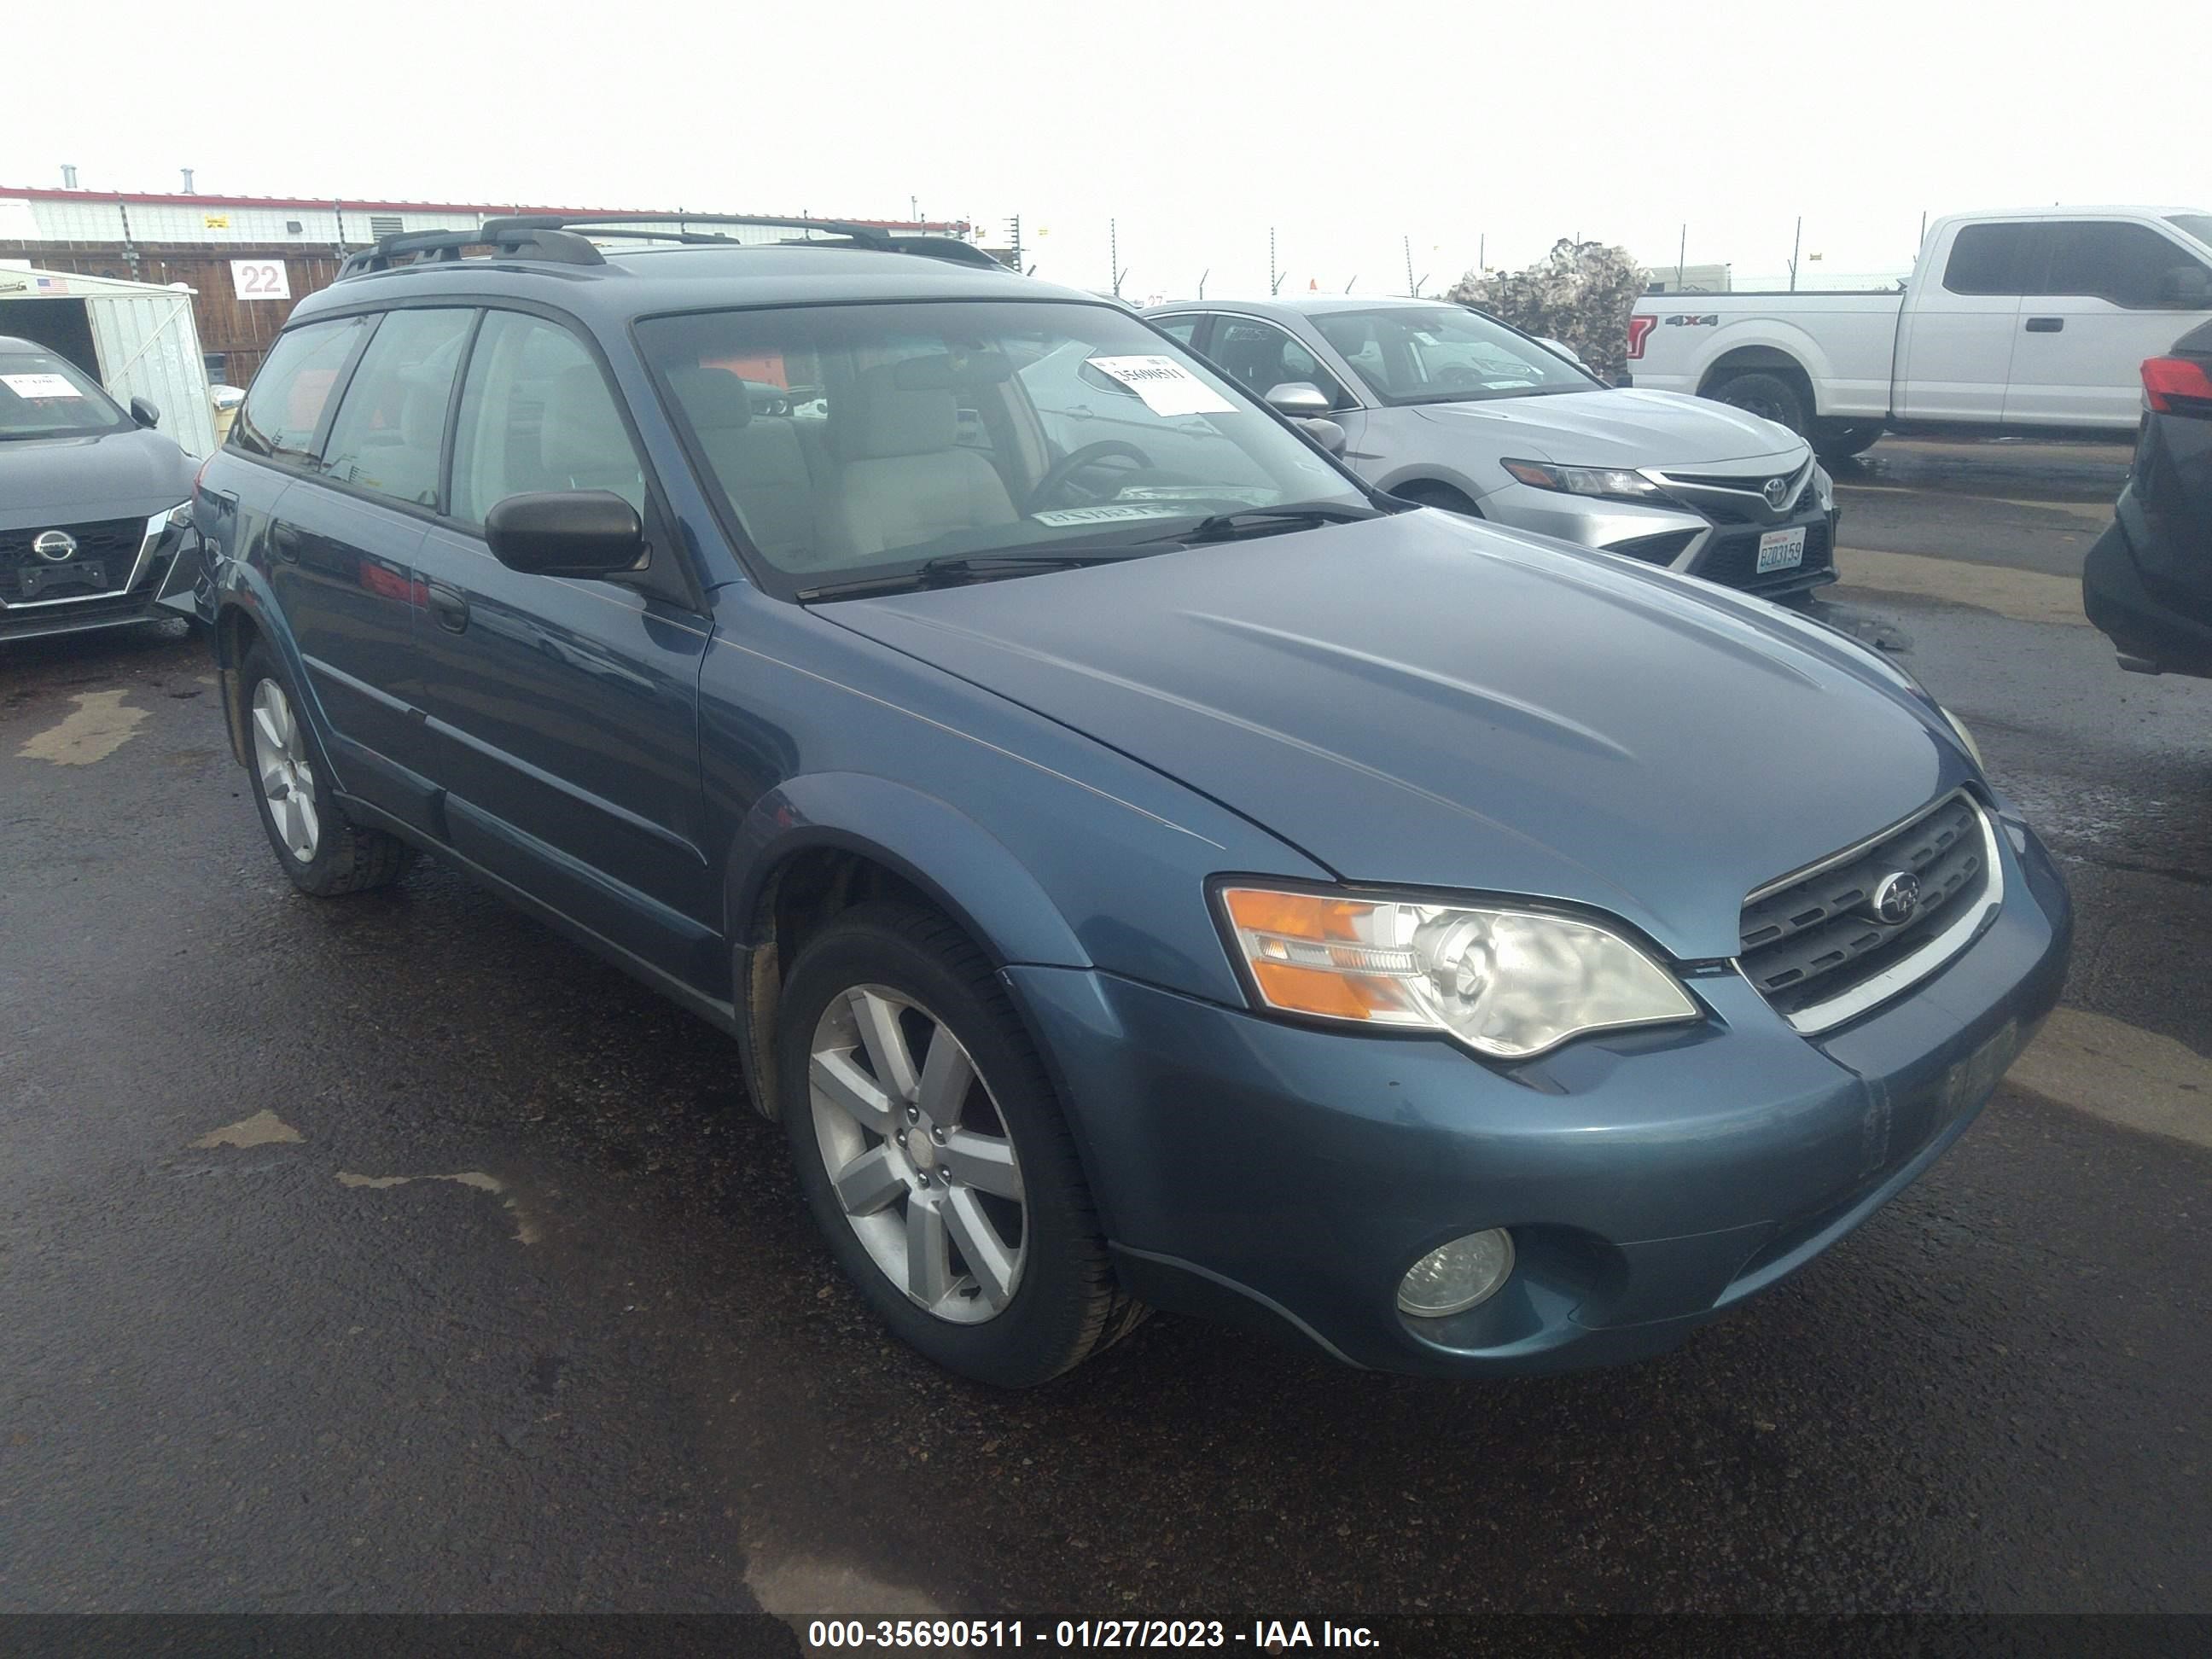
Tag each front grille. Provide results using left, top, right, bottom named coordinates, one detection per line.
left=0, top=516, right=148, bottom=603
left=1694, top=517, right=1833, bottom=589
left=1739, top=793, right=1992, bottom=1023
left=1657, top=459, right=1813, bottom=525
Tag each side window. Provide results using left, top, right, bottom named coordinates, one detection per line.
left=231, top=317, right=369, bottom=464
left=1941, top=224, right=2039, bottom=296
left=1152, top=314, right=1206, bottom=349
left=450, top=311, right=647, bottom=525
left=1210, top=318, right=1353, bottom=409
left=317, top=309, right=475, bottom=509
left=2041, top=221, right=2212, bottom=310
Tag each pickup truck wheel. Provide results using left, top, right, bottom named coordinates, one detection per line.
left=1709, top=371, right=1807, bottom=435
left=239, top=643, right=414, bottom=897
left=1813, top=422, right=1883, bottom=460
left=778, top=901, right=1145, bottom=1387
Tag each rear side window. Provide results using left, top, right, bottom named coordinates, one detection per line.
left=2040, top=221, right=2212, bottom=310
left=317, top=309, right=474, bottom=509
left=449, top=311, right=646, bottom=525
left=1941, top=224, right=2038, bottom=296
left=1152, top=314, right=1206, bottom=348
left=232, top=317, right=369, bottom=463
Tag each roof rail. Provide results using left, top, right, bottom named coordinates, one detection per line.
left=336, top=224, right=605, bottom=279
left=336, top=213, right=1010, bottom=282
left=480, top=213, right=1010, bottom=270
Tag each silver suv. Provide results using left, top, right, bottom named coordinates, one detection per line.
left=1145, top=295, right=1837, bottom=599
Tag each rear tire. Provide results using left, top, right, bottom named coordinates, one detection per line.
left=777, top=901, right=1144, bottom=1387
left=1708, top=370, right=1808, bottom=435
left=239, top=643, right=414, bottom=897
left=1813, top=422, right=1883, bottom=460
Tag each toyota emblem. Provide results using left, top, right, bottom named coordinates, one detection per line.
left=32, top=529, right=78, bottom=562
left=1869, top=871, right=1922, bottom=926
left=1761, top=476, right=1791, bottom=510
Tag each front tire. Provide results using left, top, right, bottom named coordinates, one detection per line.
left=1708, top=370, right=1808, bottom=435
left=239, top=643, right=413, bottom=897
left=777, top=902, right=1143, bottom=1387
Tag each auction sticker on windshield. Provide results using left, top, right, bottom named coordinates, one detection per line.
left=1087, top=355, right=1236, bottom=417
left=1, top=374, right=84, bottom=399
left=1033, top=504, right=1193, bottom=527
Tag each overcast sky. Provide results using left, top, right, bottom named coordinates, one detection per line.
left=12, top=0, right=2209, bottom=300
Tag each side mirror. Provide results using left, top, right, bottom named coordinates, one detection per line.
left=1263, top=381, right=1333, bottom=418
left=1538, top=338, right=1584, bottom=365
left=1295, top=416, right=1348, bottom=456
left=484, top=491, right=646, bottom=579
left=130, top=396, right=160, bottom=428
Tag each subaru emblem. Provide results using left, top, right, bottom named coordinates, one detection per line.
left=1869, top=871, right=1922, bottom=926
left=32, top=529, right=78, bottom=562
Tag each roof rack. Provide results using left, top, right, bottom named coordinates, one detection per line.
left=335, top=212, right=1008, bottom=281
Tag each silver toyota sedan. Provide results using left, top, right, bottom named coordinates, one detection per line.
left=1144, top=295, right=1837, bottom=600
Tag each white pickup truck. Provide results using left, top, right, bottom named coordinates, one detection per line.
left=1626, top=207, right=2212, bottom=458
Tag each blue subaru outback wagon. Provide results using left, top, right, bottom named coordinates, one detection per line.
left=195, top=215, right=2071, bottom=1386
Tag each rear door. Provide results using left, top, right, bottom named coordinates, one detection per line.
left=2004, top=218, right=2212, bottom=427
left=1893, top=221, right=2030, bottom=421
left=409, top=306, right=719, bottom=987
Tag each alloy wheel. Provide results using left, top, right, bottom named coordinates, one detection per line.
left=250, top=678, right=319, bottom=863
left=808, top=985, right=1027, bottom=1324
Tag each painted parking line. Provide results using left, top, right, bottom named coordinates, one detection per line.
left=1831, top=546, right=2088, bottom=628
left=2009, top=1007, right=2212, bottom=1152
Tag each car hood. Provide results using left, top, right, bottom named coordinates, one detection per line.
left=0, top=428, right=195, bottom=524
left=821, top=511, right=1966, bottom=960
left=1413, top=387, right=1805, bottom=470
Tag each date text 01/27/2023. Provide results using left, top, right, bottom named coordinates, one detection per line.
left=803, top=1619, right=1382, bottom=1650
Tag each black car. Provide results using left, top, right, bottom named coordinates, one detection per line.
left=2084, top=319, right=2212, bottom=678
left=0, top=335, right=201, bottom=644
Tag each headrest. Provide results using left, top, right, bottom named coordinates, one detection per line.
left=540, top=363, right=632, bottom=474
left=841, top=361, right=957, bottom=459
left=888, top=352, right=1014, bottom=391
left=669, top=364, right=754, bottom=432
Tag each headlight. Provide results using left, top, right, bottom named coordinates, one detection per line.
left=1813, top=463, right=1835, bottom=512
left=1499, top=457, right=1669, bottom=504
left=1940, top=704, right=1982, bottom=768
left=149, top=499, right=191, bottom=534
left=1217, top=886, right=1699, bottom=1060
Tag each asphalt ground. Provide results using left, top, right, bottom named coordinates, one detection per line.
left=2, top=439, right=2208, bottom=1624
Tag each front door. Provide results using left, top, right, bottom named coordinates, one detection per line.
left=409, top=307, right=719, bottom=988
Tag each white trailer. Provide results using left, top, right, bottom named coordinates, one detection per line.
left=0, top=265, right=218, bottom=457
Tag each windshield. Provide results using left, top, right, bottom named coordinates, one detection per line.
left=637, top=300, right=1366, bottom=592
left=2169, top=214, right=2212, bottom=251
left=0, top=348, right=133, bottom=440
left=1311, top=306, right=1595, bottom=405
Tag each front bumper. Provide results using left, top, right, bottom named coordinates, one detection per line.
left=0, top=511, right=202, bottom=644
left=1479, top=480, right=1839, bottom=599
left=1010, top=812, right=2070, bottom=1376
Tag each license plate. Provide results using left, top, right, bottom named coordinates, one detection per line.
left=1755, top=527, right=1806, bottom=573
left=16, top=561, right=105, bottom=597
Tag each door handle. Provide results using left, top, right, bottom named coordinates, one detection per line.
left=2024, top=317, right=2064, bottom=333
left=426, top=581, right=470, bottom=633
left=269, top=523, right=301, bottom=562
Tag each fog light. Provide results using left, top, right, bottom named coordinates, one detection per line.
left=1396, top=1229, right=1515, bottom=1318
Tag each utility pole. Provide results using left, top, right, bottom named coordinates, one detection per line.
left=1345, top=275, right=1357, bottom=294
left=1109, top=218, right=1120, bottom=296
left=1478, top=232, right=1486, bottom=273
left=1789, top=215, right=1802, bottom=292
left=1404, top=235, right=1416, bottom=297
left=1269, top=226, right=1280, bottom=295
left=1004, top=214, right=1022, bottom=271
left=1677, top=224, right=1687, bottom=291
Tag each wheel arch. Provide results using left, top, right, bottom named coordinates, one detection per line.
left=1695, top=337, right=1827, bottom=416
left=725, top=774, right=1091, bottom=1120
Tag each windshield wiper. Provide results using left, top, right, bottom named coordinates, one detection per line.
left=796, top=548, right=1151, bottom=602
left=1148, top=503, right=1382, bottom=544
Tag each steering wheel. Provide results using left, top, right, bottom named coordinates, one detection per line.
left=1027, top=439, right=1155, bottom=511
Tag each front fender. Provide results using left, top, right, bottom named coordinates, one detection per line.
left=725, top=771, right=1090, bottom=969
